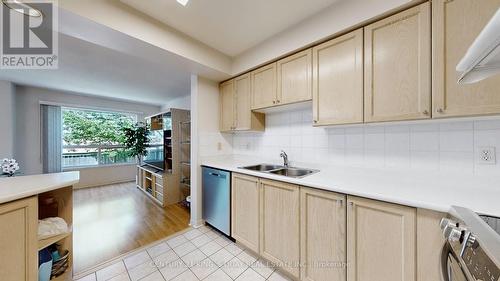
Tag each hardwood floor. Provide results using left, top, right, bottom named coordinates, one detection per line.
left=73, top=182, right=190, bottom=274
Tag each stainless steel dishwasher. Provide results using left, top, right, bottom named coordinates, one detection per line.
left=202, top=167, right=231, bottom=236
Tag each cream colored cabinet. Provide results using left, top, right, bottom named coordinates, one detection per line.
left=220, top=75, right=265, bottom=132
left=300, top=187, right=346, bottom=281
left=260, top=179, right=300, bottom=278
left=220, top=80, right=235, bottom=132
left=433, top=0, right=500, bottom=118
left=347, top=196, right=416, bottom=281
left=312, top=29, right=363, bottom=126
left=277, top=49, right=312, bottom=105
left=416, top=209, right=446, bottom=281
left=251, top=63, right=277, bottom=109
left=231, top=173, right=260, bottom=252
left=364, top=3, right=431, bottom=122
left=0, top=197, right=38, bottom=281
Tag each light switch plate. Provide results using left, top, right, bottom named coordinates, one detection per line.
left=477, top=147, right=496, bottom=165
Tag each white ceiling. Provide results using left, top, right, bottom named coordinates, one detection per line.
left=120, top=0, right=340, bottom=57
left=0, top=33, right=191, bottom=105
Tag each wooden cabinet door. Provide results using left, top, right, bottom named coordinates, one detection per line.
left=300, top=187, right=346, bottom=281
left=0, top=197, right=38, bottom=281
left=220, top=80, right=235, bottom=132
left=277, top=49, right=312, bottom=105
left=312, top=29, right=363, bottom=126
left=231, top=173, right=260, bottom=252
left=234, top=74, right=252, bottom=130
left=251, top=63, right=277, bottom=109
left=260, top=179, right=300, bottom=278
left=347, top=196, right=416, bottom=281
left=433, top=0, right=500, bottom=118
left=364, top=3, right=431, bottom=122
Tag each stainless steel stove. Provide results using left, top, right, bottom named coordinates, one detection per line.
left=440, top=207, right=500, bottom=281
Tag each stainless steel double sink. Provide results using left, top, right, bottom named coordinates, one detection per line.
left=239, top=164, right=319, bottom=178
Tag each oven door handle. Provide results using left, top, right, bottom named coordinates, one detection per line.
left=441, top=242, right=452, bottom=281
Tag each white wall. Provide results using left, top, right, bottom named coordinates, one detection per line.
left=190, top=75, right=232, bottom=227
left=232, top=0, right=414, bottom=74
left=161, top=95, right=191, bottom=111
left=0, top=81, right=15, bottom=158
left=232, top=108, right=500, bottom=176
left=14, top=85, right=161, bottom=186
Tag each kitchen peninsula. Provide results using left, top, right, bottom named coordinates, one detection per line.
left=0, top=171, right=79, bottom=281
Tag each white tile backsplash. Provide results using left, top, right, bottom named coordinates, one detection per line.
left=228, top=108, right=500, bottom=175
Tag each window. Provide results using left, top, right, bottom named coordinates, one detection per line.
left=62, top=107, right=137, bottom=168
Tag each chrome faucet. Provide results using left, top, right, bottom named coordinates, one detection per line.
left=280, top=150, right=289, bottom=167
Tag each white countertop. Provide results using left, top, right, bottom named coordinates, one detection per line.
left=202, top=155, right=500, bottom=217
left=0, top=172, right=80, bottom=204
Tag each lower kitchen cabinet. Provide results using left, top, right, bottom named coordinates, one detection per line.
left=231, top=173, right=260, bottom=253
left=300, top=187, right=346, bottom=281
left=0, top=196, right=38, bottom=281
left=260, top=179, right=300, bottom=278
left=347, top=196, right=416, bottom=281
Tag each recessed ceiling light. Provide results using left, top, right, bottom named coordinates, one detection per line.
left=176, top=0, right=189, bottom=6
left=2, top=0, right=42, bottom=17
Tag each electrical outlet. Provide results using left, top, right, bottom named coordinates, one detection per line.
left=477, top=147, right=496, bottom=165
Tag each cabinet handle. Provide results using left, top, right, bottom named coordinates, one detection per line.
left=273, top=100, right=276, bottom=104
left=277, top=100, right=280, bottom=103
left=423, top=110, right=429, bottom=115
left=313, top=120, right=318, bottom=123
left=337, top=199, right=344, bottom=208
left=437, top=108, right=444, bottom=113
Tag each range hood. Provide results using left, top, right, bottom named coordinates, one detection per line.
left=456, top=8, right=500, bottom=84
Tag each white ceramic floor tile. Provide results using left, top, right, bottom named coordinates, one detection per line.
left=224, top=243, right=243, bottom=256
left=158, top=259, right=188, bottom=281
left=183, top=229, right=203, bottom=240
left=107, top=272, right=131, bottom=281
left=199, top=240, right=222, bottom=257
left=209, top=248, right=234, bottom=267
left=237, top=251, right=258, bottom=266
left=221, top=257, right=248, bottom=279
left=124, top=251, right=152, bottom=270
left=214, top=236, right=232, bottom=247
left=147, top=242, right=171, bottom=258
left=203, top=269, right=232, bottom=281
left=76, top=273, right=97, bottom=281
left=96, top=261, right=127, bottom=281
left=191, top=234, right=212, bottom=248
left=153, top=250, right=179, bottom=268
left=173, top=241, right=197, bottom=257
left=204, top=230, right=219, bottom=240
left=235, top=268, right=265, bottom=281
left=267, top=271, right=292, bottom=281
left=128, top=261, right=158, bottom=281
left=196, top=226, right=211, bottom=234
left=250, top=259, right=275, bottom=279
left=167, top=235, right=188, bottom=248
left=181, top=249, right=207, bottom=268
left=138, top=271, right=165, bottom=281
left=189, top=258, right=218, bottom=280
left=170, top=270, right=198, bottom=281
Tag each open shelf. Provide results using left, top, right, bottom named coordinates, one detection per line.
left=38, top=232, right=71, bottom=251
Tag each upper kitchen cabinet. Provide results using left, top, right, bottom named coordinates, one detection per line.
left=433, top=0, right=500, bottom=118
left=219, top=80, right=235, bottom=132
left=312, top=29, right=363, bottom=126
left=219, top=75, right=265, bottom=132
left=347, top=196, right=416, bottom=281
left=364, top=3, right=431, bottom=122
left=251, top=63, right=278, bottom=109
left=277, top=49, right=312, bottom=105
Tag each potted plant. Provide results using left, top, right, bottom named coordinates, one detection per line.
left=122, top=122, right=150, bottom=164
